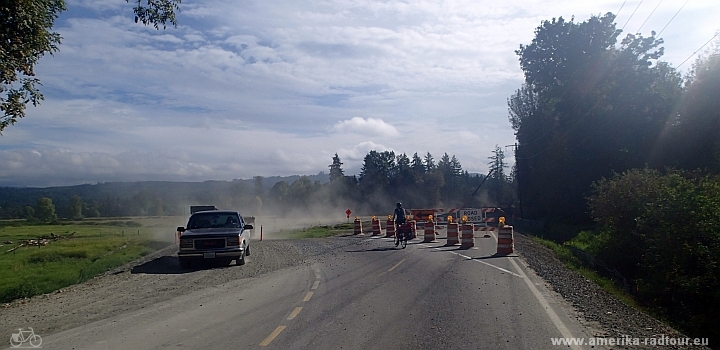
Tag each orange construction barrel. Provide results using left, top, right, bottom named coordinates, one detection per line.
left=353, top=217, right=363, bottom=235
left=460, top=223, right=475, bottom=248
left=496, top=225, right=514, bottom=255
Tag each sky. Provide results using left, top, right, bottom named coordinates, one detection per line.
left=1, top=0, right=718, bottom=187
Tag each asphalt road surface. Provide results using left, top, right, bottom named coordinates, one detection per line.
left=9, top=230, right=597, bottom=349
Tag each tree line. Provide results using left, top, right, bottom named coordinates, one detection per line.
left=509, top=12, right=719, bottom=342
left=319, top=150, right=515, bottom=215
left=0, top=149, right=516, bottom=222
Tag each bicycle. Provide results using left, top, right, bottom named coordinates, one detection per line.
left=10, top=327, right=42, bottom=348
left=395, top=222, right=413, bottom=249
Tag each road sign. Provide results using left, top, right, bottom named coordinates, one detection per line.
left=409, top=209, right=435, bottom=222
left=458, top=209, right=483, bottom=223
left=345, top=209, right=352, bottom=218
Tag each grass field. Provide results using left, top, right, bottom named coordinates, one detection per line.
left=529, top=236, right=641, bottom=309
left=0, top=216, right=356, bottom=303
left=0, top=216, right=184, bottom=303
left=285, top=222, right=355, bottom=238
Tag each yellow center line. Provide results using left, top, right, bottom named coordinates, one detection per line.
left=303, top=291, right=314, bottom=302
left=259, top=325, right=286, bottom=347
left=379, top=258, right=407, bottom=277
left=287, top=307, right=303, bottom=320
left=387, top=258, right=406, bottom=272
left=311, top=280, right=319, bottom=290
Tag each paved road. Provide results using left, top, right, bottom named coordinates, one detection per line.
left=26, top=230, right=596, bottom=349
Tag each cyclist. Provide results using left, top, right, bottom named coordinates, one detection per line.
left=392, top=202, right=407, bottom=246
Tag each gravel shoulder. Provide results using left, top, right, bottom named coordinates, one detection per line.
left=514, top=232, right=710, bottom=350
left=1, top=233, right=706, bottom=349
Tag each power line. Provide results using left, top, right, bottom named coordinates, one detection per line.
left=657, top=0, right=690, bottom=37
left=622, top=0, right=645, bottom=31
left=635, top=0, right=664, bottom=34
left=616, top=0, right=628, bottom=17
left=677, top=32, right=720, bottom=68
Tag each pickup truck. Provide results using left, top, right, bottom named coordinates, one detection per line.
left=176, top=210, right=253, bottom=268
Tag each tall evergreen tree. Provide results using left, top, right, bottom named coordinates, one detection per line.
left=488, top=145, right=508, bottom=204
left=423, top=152, right=436, bottom=172
left=328, top=153, right=345, bottom=183
left=411, top=153, right=425, bottom=177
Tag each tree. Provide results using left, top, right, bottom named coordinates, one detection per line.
left=131, top=189, right=154, bottom=215
left=1, top=0, right=180, bottom=132
left=488, top=145, right=507, bottom=181
left=268, top=181, right=288, bottom=205
left=328, top=153, right=345, bottom=183
left=669, top=38, right=720, bottom=172
left=35, top=196, right=57, bottom=223
left=438, top=153, right=465, bottom=205
left=488, top=145, right=511, bottom=205
left=509, top=13, right=683, bottom=226
left=588, top=169, right=720, bottom=341
left=84, top=200, right=101, bottom=217
left=359, top=150, right=396, bottom=192
left=24, top=205, right=35, bottom=221
left=1, top=0, right=66, bottom=132
left=508, top=83, right=539, bottom=137
left=229, top=181, right=249, bottom=209
left=423, top=152, right=435, bottom=172
left=68, top=195, right=83, bottom=220
left=358, top=150, right=396, bottom=211
left=287, top=176, right=320, bottom=208
left=410, top=152, right=425, bottom=177
left=128, top=0, right=181, bottom=30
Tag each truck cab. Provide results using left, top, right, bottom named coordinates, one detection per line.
left=177, top=210, right=253, bottom=268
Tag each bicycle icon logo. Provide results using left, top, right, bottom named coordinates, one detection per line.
left=9, top=328, right=42, bottom=348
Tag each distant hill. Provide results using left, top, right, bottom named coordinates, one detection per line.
left=0, top=172, right=330, bottom=218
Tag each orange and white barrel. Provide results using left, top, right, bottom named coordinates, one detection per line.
left=353, top=217, right=363, bottom=235
left=460, top=223, right=475, bottom=248
left=446, top=222, right=459, bottom=245
left=371, top=218, right=382, bottom=236
left=422, top=221, right=436, bottom=243
left=386, top=219, right=395, bottom=237
left=496, top=225, right=514, bottom=255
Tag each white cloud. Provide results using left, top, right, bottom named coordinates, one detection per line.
left=331, top=117, right=399, bottom=137
left=2, top=0, right=718, bottom=186
left=337, top=141, right=389, bottom=162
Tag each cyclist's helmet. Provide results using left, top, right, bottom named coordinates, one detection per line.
left=396, top=202, right=402, bottom=208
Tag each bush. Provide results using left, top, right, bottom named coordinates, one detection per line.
left=588, top=169, right=720, bottom=342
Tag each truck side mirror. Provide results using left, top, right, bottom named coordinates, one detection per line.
left=177, top=227, right=185, bottom=232
left=244, top=224, right=254, bottom=230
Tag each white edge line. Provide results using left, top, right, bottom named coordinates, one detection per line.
left=509, top=258, right=582, bottom=350
left=471, top=259, right=523, bottom=278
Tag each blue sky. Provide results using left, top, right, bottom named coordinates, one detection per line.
left=1, top=0, right=718, bottom=187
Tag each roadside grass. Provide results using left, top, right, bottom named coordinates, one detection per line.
left=289, top=223, right=356, bottom=238
left=0, top=217, right=183, bottom=303
left=529, top=236, right=641, bottom=309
